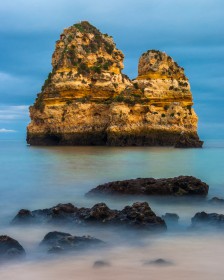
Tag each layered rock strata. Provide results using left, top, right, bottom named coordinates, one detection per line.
left=86, top=176, right=209, bottom=197
left=27, top=21, right=202, bottom=147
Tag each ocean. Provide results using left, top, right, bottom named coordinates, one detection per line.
left=0, top=139, right=224, bottom=279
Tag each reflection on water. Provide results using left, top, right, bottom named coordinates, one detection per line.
left=0, top=140, right=224, bottom=279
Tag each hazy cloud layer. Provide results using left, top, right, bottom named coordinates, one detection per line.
left=0, top=128, right=16, bottom=133
left=0, top=0, right=223, bottom=139
left=0, top=105, right=28, bottom=119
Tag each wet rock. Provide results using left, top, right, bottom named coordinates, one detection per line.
left=118, top=202, right=166, bottom=230
left=40, top=231, right=104, bottom=254
left=191, top=212, right=224, bottom=228
left=77, top=203, right=118, bottom=223
left=86, top=176, right=209, bottom=197
left=11, top=209, right=34, bottom=224
left=52, top=203, right=78, bottom=214
left=12, top=202, right=166, bottom=231
left=93, top=260, right=111, bottom=268
left=162, top=213, right=179, bottom=225
left=12, top=203, right=78, bottom=225
left=40, top=231, right=72, bottom=247
left=0, top=235, right=25, bottom=261
left=208, top=197, right=224, bottom=205
left=175, top=133, right=203, bottom=148
left=143, top=258, right=173, bottom=266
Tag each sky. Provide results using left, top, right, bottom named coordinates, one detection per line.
left=0, top=0, right=223, bottom=140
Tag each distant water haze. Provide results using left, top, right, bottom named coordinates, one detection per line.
left=0, top=140, right=224, bottom=278
left=0, top=233, right=224, bottom=280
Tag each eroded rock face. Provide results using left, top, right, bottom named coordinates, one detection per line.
left=86, top=176, right=209, bottom=197
left=12, top=202, right=166, bottom=231
left=27, top=21, right=202, bottom=147
left=40, top=231, right=103, bottom=254
left=0, top=235, right=25, bottom=261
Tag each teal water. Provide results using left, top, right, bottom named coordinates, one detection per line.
left=0, top=140, right=223, bottom=216
left=0, top=140, right=224, bottom=279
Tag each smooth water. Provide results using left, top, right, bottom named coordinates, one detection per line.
left=1, top=140, right=224, bottom=279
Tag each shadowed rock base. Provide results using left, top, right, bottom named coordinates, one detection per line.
left=27, top=130, right=202, bottom=148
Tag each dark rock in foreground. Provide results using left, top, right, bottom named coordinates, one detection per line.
left=86, top=176, right=209, bottom=197
left=162, top=213, right=179, bottom=225
left=191, top=212, right=224, bottom=229
left=40, top=231, right=103, bottom=254
left=0, top=235, right=25, bottom=261
left=12, top=202, right=166, bottom=231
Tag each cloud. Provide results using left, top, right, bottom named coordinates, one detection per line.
left=0, top=105, right=29, bottom=122
left=0, top=71, right=42, bottom=105
left=0, top=71, right=21, bottom=83
left=0, top=0, right=223, bottom=139
left=0, top=128, right=16, bottom=133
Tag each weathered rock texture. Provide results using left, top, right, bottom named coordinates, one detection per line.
left=40, top=231, right=104, bottom=254
left=12, top=202, right=166, bottom=231
left=86, top=176, right=209, bottom=197
left=27, top=21, right=203, bottom=147
left=0, top=235, right=25, bottom=261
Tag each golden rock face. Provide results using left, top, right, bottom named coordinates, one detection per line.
left=27, top=21, right=203, bottom=147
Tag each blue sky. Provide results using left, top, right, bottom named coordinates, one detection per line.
left=0, top=0, right=223, bottom=140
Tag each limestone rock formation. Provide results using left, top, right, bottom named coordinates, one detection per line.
left=27, top=21, right=203, bottom=147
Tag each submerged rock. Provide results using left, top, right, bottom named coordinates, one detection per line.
left=208, top=197, right=224, bottom=205
left=191, top=212, right=224, bottom=229
left=162, top=213, right=179, bottom=225
left=27, top=21, right=202, bottom=148
left=40, top=231, right=72, bottom=247
left=143, top=258, right=173, bottom=266
left=12, top=202, right=166, bottom=231
left=40, top=231, right=103, bottom=254
left=0, top=235, right=25, bottom=261
left=86, top=176, right=209, bottom=197
left=93, top=260, right=111, bottom=268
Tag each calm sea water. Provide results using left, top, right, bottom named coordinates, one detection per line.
left=0, top=139, right=224, bottom=279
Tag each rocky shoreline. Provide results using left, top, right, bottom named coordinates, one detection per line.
left=2, top=175, right=224, bottom=262
left=12, top=202, right=167, bottom=231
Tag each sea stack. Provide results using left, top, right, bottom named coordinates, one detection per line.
left=27, top=21, right=203, bottom=147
